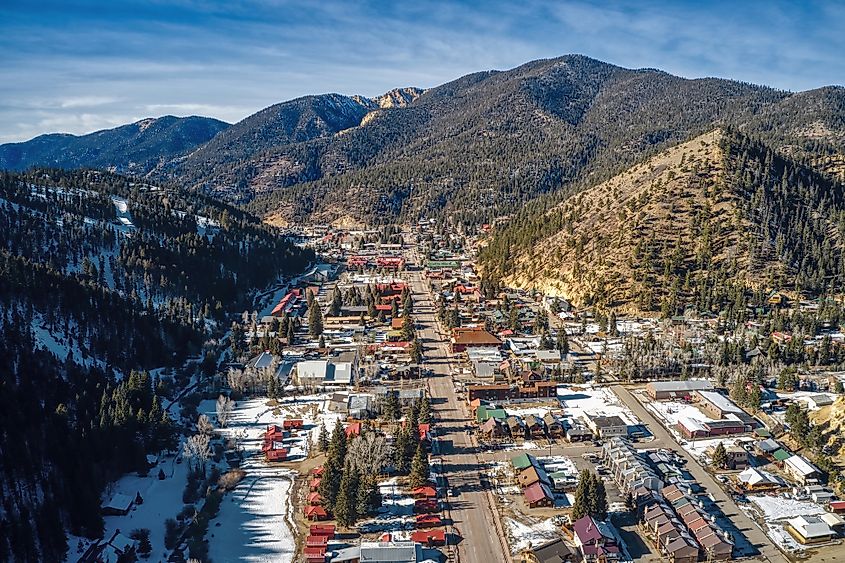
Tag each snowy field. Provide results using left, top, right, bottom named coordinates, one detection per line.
left=100, top=454, right=191, bottom=562
left=358, top=477, right=416, bottom=537
left=743, top=496, right=828, bottom=553
left=556, top=385, right=640, bottom=426
left=506, top=517, right=562, bottom=554
left=747, top=495, right=826, bottom=520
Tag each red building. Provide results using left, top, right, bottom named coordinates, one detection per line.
left=410, top=529, right=446, bottom=546
left=451, top=328, right=502, bottom=353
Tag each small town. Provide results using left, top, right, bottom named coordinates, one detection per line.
left=82, top=221, right=845, bottom=563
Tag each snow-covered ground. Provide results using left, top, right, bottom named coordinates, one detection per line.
left=202, top=394, right=341, bottom=561
left=743, top=495, right=828, bottom=553
left=359, top=477, right=416, bottom=537
left=505, top=517, right=562, bottom=554
left=101, top=454, right=190, bottom=562
left=556, top=385, right=640, bottom=426
left=747, top=495, right=826, bottom=520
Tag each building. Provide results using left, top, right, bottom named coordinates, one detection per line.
left=602, top=438, right=663, bottom=494
left=467, top=381, right=558, bottom=403
left=519, top=537, right=574, bottom=563
left=587, top=415, right=628, bottom=438
left=736, top=467, right=785, bottom=491
left=294, top=354, right=357, bottom=387
left=724, top=446, right=748, bottom=470
left=571, top=516, right=623, bottom=562
left=524, top=481, right=555, bottom=508
left=451, top=328, right=502, bottom=353
left=783, top=455, right=820, bottom=485
left=786, top=515, right=835, bottom=544
left=694, top=391, right=747, bottom=421
left=646, top=380, right=714, bottom=400
left=359, top=540, right=423, bottom=563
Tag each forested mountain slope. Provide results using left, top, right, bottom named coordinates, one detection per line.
left=241, top=56, right=845, bottom=225
left=479, top=129, right=845, bottom=314
left=0, top=169, right=311, bottom=561
left=0, top=116, right=229, bottom=174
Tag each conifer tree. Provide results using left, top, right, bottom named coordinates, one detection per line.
left=711, top=442, right=728, bottom=469
left=308, top=301, right=323, bottom=338
left=317, top=423, right=329, bottom=453
left=409, top=443, right=429, bottom=488
left=335, top=464, right=360, bottom=528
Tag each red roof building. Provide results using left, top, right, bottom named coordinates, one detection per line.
left=283, top=419, right=304, bottom=430
left=415, top=514, right=443, bottom=528
left=411, top=486, right=437, bottom=499
left=303, top=546, right=327, bottom=563
left=309, top=524, right=336, bottom=538
left=307, top=492, right=322, bottom=505
left=345, top=422, right=362, bottom=438
left=304, top=505, right=328, bottom=521
left=310, top=478, right=322, bottom=491
left=306, top=535, right=329, bottom=548
left=410, top=528, right=446, bottom=546
left=414, top=499, right=439, bottom=513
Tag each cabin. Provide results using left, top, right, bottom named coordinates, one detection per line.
left=414, top=499, right=439, bottom=513
left=416, top=514, right=443, bottom=528
left=523, top=481, right=555, bottom=508
left=411, top=486, right=438, bottom=499
left=309, top=524, right=336, bottom=538
left=304, top=505, right=328, bottom=521
left=410, top=528, right=446, bottom=546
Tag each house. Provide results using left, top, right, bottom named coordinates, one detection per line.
left=283, top=419, right=304, bottom=430
left=786, top=515, right=835, bottom=544
left=511, top=454, right=540, bottom=471
left=506, top=415, right=526, bottom=437
left=756, top=438, right=781, bottom=456
left=564, top=420, right=592, bottom=442
left=646, top=380, right=714, bottom=400
left=587, top=415, right=628, bottom=438
left=544, top=413, right=564, bottom=437
left=307, top=535, right=330, bottom=548
left=305, top=505, right=329, bottom=521
left=736, top=467, right=785, bottom=491
left=783, top=455, right=820, bottom=485
left=93, top=531, right=137, bottom=563
left=524, top=415, right=547, bottom=438
left=409, top=528, right=446, bottom=546
left=802, top=394, right=834, bottom=410
left=829, top=500, right=845, bottom=513
left=413, top=499, right=439, bottom=513
left=415, top=514, right=443, bottom=528
left=307, top=492, right=323, bottom=505
left=304, top=546, right=327, bottom=563
left=571, top=515, right=622, bottom=562
left=101, top=493, right=134, bottom=516
left=725, top=446, right=748, bottom=470
left=518, top=465, right=551, bottom=488
left=411, top=486, right=437, bottom=499
left=480, top=417, right=506, bottom=438
left=451, top=328, right=502, bottom=353
left=309, top=524, right=336, bottom=538
left=523, top=481, right=555, bottom=508
left=519, top=537, right=574, bottom=563
left=359, top=540, right=423, bottom=563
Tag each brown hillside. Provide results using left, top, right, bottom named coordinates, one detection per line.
left=504, top=130, right=786, bottom=309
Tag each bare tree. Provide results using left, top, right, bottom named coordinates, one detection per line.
left=197, top=414, right=214, bottom=436
left=183, top=434, right=211, bottom=471
left=227, top=367, right=248, bottom=393
left=216, top=395, right=234, bottom=428
left=346, top=432, right=393, bottom=475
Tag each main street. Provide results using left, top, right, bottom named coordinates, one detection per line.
left=404, top=239, right=510, bottom=563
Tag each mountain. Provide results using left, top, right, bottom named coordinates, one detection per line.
left=0, top=168, right=311, bottom=561
left=478, top=129, right=845, bottom=313
left=0, top=115, right=229, bottom=174
left=236, top=55, right=845, bottom=225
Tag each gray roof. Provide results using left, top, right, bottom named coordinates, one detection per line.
left=647, top=380, right=714, bottom=393
left=359, top=541, right=421, bottom=562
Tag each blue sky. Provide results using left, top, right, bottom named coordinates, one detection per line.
left=1, top=0, right=843, bottom=143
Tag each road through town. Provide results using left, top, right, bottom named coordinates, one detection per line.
left=405, top=241, right=510, bottom=563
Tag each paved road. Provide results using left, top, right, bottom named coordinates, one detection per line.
left=612, top=385, right=788, bottom=563
left=405, top=243, right=510, bottom=563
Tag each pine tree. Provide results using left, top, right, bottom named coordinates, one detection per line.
left=335, top=464, right=360, bottom=528
left=317, top=458, right=342, bottom=513
left=711, top=442, right=728, bottom=469
left=409, top=443, right=429, bottom=488
left=383, top=392, right=400, bottom=421
left=418, top=395, right=431, bottom=424
left=308, top=301, right=324, bottom=338
left=328, top=419, right=347, bottom=466
left=591, top=477, right=608, bottom=520
left=571, top=469, right=591, bottom=521
left=317, top=423, right=329, bottom=453
left=393, top=426, right=410, bottom=473
left=357, top=474, right=382, bottom=516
